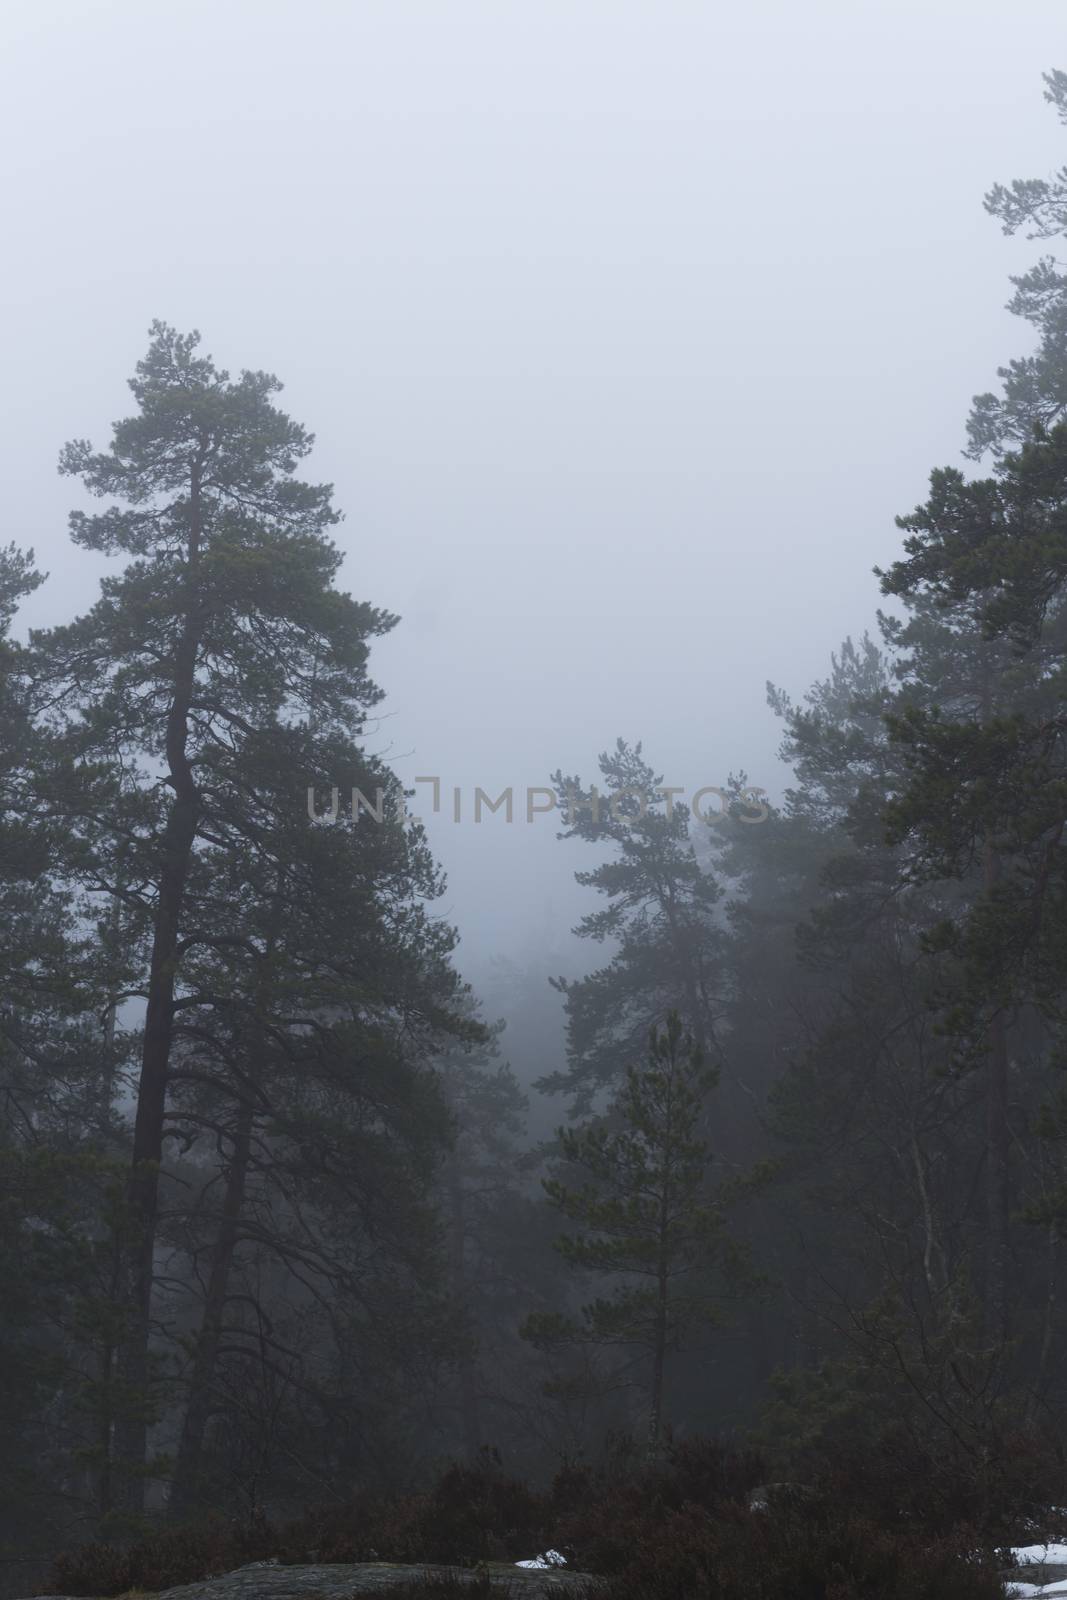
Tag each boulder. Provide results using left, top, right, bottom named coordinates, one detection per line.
left=747, top=1480, right=817, bottom=1513
left=20, top=1558, right=601, bottom=1600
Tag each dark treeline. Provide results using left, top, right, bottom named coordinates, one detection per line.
left=8, top=70, right=1067, bottom=1587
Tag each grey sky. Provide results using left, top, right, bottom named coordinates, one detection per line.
left=3, top=0, right=1064, bottom=995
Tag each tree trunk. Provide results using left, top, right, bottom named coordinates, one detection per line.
left=648, top=1266, right=668, bottom=1458
left=977, top=660, right=1010, bottom=1349
left=94, top=877, right=126, bottom=1524
left=985, top=1008, right=1010, bottom=1344
left=447, top=1149, right=482, bottom=1462
left=169, top=1092, right=254, bottom=1519
left=1028, top=1219, right=1058, bottom=1427
left=95, top=1226, right=125, bottom=1524
left=983, top=837, right=1010, bottom=1348
left=114, top=463, right=203, bottom=1510
left=648, top=1075, right=672, bottom=1458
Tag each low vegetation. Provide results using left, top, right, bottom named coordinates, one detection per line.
left=45, top=1436, right=1039, bottom=1599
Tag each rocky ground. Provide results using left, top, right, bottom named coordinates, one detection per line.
left=20, top=1559, right=602, bottom=1600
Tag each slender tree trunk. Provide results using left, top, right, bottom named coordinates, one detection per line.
left=648, top=1263, right=668, bottom=1457
left=97, top=1340, right=114, bottom=1521
left=169, top=1092, right=254, bottom=1519
left=95, top=1225, right=125, bottom=1523
left=102, top=922, right=119, bottom=1112
left=661, top=886, right=708, bottom=1056
left=101, top=838, right=128, bottom=1116
left=978, top=661, right=1010, bottom=1349
left=447, top=1149, right=482, bottom=1462
left=648, top=1062, right=673, bottom=1458
left=94, top=856, right=127, bottom=1522
left=114, top=463, right=203, bottom=1510
left=985, top=1006, right=1010, bottom=1345
left=1028, top=1219, right=1058, bottom=1427
left=911, top=1128, right=949, bottom=1301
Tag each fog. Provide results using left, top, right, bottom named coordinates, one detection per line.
left=4, top=0, right=1060, bottom=987
left=12, top=4, right=1067, bottom=1582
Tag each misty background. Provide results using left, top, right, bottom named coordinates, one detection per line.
left=14, top=7, right=1067, bottom=1592
left=4, top=0, right=1063, bottom=1046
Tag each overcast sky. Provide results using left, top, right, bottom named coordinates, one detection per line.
left=3, top=0, right=1065, bottom=998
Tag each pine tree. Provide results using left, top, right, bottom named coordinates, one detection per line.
left=34, top=323, right=404, bottom=1506
left=541, top=741, right=729, bottom=1113
left=523, top=1012, right=752, bottom=1452
left=967, top=70, right=1067, bottom=459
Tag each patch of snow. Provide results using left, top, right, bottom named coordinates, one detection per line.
left=1005, top=1541, right=1067, bottom=1598
left=516, top=1550, right=568, bottom=1569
